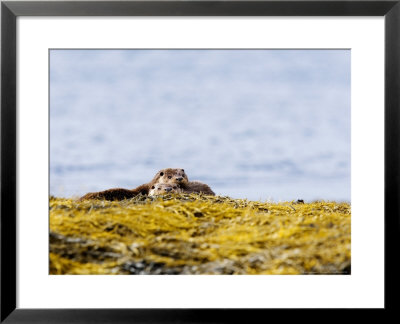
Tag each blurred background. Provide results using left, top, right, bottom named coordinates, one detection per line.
left=50, top=49, right=350, bottom=202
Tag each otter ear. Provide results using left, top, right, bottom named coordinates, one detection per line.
left=151, top=186, right=155, bottom=189
left=160, top=172, right=164, bottom=176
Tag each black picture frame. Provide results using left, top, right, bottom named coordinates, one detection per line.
left=1, top=0, right=398, bottom=322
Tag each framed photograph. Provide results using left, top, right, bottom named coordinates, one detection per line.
left=1, top=0, right=398, bottom=321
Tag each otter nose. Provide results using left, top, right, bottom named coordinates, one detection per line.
left=176, top=177, right=183, bottom=181
left=165, top=187, right=172, bottom=192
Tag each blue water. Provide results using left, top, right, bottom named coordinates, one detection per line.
left=50, top=50, right=351, bottom=202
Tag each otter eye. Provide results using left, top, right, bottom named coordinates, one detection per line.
left=160, top=172, right=164, bottom=176
left=168, top=176, right=172, bottom=179
left=182, top=169, right=184, bottom=172
left=151, top=186, right=155, bottom=189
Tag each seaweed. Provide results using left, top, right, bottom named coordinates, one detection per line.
left=49, top=194, right=351, bottom=275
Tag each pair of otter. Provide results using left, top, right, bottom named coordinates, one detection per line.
left=78, top=168, right=214, bottom=201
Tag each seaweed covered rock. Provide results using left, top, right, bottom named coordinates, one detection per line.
left=49, top=195, right=351, bottom=275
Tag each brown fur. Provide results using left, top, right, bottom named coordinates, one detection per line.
left=78, top=185, right=148, bottom=201
left=78, top=168, right=188, bottom=201
left=181, top=180, right=215, bottom=195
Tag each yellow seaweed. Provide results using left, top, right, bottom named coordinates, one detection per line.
left=49, top=194, right=351, bottom=275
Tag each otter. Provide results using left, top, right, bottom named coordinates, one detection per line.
left=152, top=168, right=215, bottom=195
left=78, top=168, right=215, bottom=201
left=148, top=183, right=183, bottom=196
left=78, top=168, right=188, bottom=201
left=154, top=169, right=214, bottom=195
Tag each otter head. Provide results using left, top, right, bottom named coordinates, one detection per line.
left=148, top=183, right=183, bottom=196
left=152, top=168, right=189, bottom=186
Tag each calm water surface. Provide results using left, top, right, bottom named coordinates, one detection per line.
left=50, top=50, right=351, bottom=202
